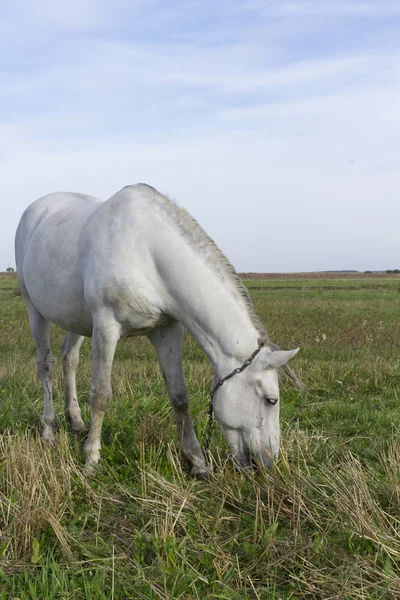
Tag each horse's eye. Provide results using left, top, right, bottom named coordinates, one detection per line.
left=265, top=396, right=278, bottom=406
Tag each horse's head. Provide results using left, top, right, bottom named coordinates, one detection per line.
left=212, top=347, right=299, bottom=468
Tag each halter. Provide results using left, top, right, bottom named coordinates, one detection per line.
left=203, top=346, right=263, bottom=456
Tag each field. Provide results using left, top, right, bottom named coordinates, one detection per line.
left=1, top=272, right=400, bottom=599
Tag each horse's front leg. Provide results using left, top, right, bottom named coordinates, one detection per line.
left=84, top=320, right=120, bottom=470
left=148, top=322, right=208, bottom=479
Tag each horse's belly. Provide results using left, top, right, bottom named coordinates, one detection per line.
left=27, top=300, right=93, bottom=335
left=47, top=309, right=93, bottom=337
left=24, top=267, right=94, bottom=336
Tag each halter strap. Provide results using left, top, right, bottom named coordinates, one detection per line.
left=203, top=346, right=263, bottom=455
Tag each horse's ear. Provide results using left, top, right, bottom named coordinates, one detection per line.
left=258, top=347, right=300, bottom=369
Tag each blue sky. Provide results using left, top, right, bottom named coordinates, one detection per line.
left=1, top=0, right=399, bottom=271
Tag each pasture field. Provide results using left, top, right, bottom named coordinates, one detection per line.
left=1, top=272, right=400, bottom=599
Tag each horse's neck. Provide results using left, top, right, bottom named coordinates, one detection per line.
left=167, top=258, right=261, bottom=378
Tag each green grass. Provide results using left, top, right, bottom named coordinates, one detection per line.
left=243, top=277, right=400, bottom=289
left=1, top=274, right=399, bottom=599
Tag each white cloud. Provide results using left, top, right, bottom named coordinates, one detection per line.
left=1, top=0, right=153, bottom=31
left=237, top=0, right=400, bottom=18
left=278, top=1, right=400, bottom=17
left=218, top=87, right=400, bottom=125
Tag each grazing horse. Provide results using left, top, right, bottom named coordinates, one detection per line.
left=15, top=184, right=299, bottom=477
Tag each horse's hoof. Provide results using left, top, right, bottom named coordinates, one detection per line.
left=195, top=471, right=210, bottom=481
left=190, top=466, right=211, bottom=481
left=66, top=412, right=86, bottom=432
left=84, top=462, right=100, bottom=477
left=70, top=420, right=86, bottom=433
left=42, top=427, right=57, bottom=446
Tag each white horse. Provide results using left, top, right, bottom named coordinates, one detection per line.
left=15, top=184, right=299, bottom=477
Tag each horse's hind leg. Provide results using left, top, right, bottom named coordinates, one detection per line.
left=61, top=332, right=86, bottom=431
left=148, top=322, right=208, bottom=479
left=26, top=300, right=56, bottom=443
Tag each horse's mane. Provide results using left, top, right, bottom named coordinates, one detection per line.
left=133, top=183, right=270, bottom=346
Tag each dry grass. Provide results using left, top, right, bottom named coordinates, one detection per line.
left=1, top=428, right=399, bottom=598
left=0, top=431, right=98, bottom=563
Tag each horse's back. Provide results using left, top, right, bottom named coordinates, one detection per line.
left=17, top=191, right=100, bottom=239
left=16, top=192, right=102, bottom=334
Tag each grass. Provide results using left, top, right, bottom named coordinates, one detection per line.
left=1, top=273, right=399, bottom=599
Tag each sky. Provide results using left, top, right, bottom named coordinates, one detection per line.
left=1, top=0, right=399, bottom=272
